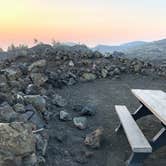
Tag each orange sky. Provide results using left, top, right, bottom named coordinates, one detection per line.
left=0, top=0, right=166, bottom=49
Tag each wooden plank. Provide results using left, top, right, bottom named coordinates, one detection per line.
left=132, top=89, right=166, bottom=125
left=115, top=105, right=152, bottom=153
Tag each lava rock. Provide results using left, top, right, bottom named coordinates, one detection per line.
left=0, top=122, right=35, bottom=165
left=30, top=73, right=48, bottom=87
left=28, top=59, right=47, bottom=72
left=73, top=117, right=87, bottom=130
left=0, top=102, right=19, bottom=122
left=60, top=110, right=72, bottom=121
left=13, top=103, right=26, bottom=113
left=84, top=127, right=104, bottom=148
left=24, top=95, right=46, bottom=113
left=52, top=94, right=67, bottom=107
left=82, top=73, right=97, bottom=81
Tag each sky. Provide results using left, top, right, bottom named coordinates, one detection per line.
left=0, top=0, right=166, bottom=49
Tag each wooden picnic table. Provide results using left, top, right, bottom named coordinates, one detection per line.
left=115, top=89, right=166, bottom=166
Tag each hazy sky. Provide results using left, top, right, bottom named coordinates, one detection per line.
left=0, top=0, right=166, bottom=48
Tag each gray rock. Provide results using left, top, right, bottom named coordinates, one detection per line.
left=13, top=103, right=26, bottom=113
left=0, top=102, right=19, bottom=122
left=82, top=73, right=97, bottom=81
left=1, top=68, right=22, bottom=81
left=84, top=127, right=104, bottom=148
left=30, top=73, right=48, bottom=87
left=101, top=69, right=108, bottom=78
left=24, top=95, right=46, bottom=113
left=52, top=94, right=67, bottom=107
left=0, top=122, right=35, bottom=165
left=60, top=110, right=72, bottom=121
left=73, top=117, right=87, bottom=130
left=22, top=153, right=37, bottom=166
left=28, top=59, right=46, bottom=72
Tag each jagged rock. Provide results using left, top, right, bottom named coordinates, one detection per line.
left=0, top=102, right=19, bottom=122
left=28, top=59, right=47, bottom=72
left=84, top=127, right=104, bottom=148
left=24, top=95, right=46, bottom=112
left=82, top=73, right=97, bottom=81
left=60, top=110, right=72, bottom=121
left=73, top=117, right=87, bottom=130
left=30, top=73, right=48, bottom=87
left=101, top=69, right=108, bottom=78
left=1, top=68, right=22, bottom=81
left=52, top=94, right=67, bottom=107
left=0, top=122, right=35, bottom=165
left=80, top=104, right=96, bottom=116
left=26, top=84, right=40, bottom=95
left=13, top=103, right=26, bottom=113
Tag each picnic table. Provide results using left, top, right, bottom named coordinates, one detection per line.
left=115, top=89, right=166, bottom=166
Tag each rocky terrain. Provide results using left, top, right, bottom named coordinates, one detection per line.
left=0, top=43, right=166, bottom=166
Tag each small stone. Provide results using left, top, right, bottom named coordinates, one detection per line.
left=60, top=110, right=72, bottom=121
left=101, top=69, right=108, bottom=78
left=81, top=104, right=96, bottom=116
left=52, top=94, right=67, bottom=107
left=73, top=117, right=87, bottom=130
left=82, top=73, right=97, bottom=81
left=84, top=127, right=104, bottom=148
left=69, top=60, right=74, bottom=67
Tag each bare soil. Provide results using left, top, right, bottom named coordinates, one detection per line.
left=46, top=74, right=166, bottom=166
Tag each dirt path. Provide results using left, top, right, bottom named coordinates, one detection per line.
left=46, top=75, right=166, bottom=166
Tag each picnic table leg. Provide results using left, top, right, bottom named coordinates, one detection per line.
left=150, top=127, right=166, bottom=151
left=115, top=104, right=152, bottom=132
left=126, top=152, right=150, bottom=166
left=132, top=104, right=152, bottom=121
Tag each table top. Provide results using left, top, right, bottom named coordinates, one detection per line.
left=132, top=89, right=166, bottom=126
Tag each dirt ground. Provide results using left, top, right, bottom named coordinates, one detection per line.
left=46, top=74, right=166, bottom=166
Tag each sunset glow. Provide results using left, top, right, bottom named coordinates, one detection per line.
left=0, top=0, right=166, bottom=49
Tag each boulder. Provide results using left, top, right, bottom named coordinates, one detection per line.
left=0, top=122, right=35, bottom=165
left=73, top=117, right=87, bottom=130
left=84, top=127, right=104, bottom=148
left=24, top=95, right=46, bottom=113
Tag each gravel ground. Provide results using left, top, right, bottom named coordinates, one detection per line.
left=46, top=74, right=166, bottom=166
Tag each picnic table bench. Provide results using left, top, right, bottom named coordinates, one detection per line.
left=115, top=89, right=166, bottom=166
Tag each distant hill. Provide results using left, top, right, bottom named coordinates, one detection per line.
left=93, top=41, right=147, bottom=54
left=125, top=39, right=166, bottom=61
left=93, top=39, right=166, bottom=61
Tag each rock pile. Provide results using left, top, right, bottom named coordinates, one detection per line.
left=0, top=43, right=165, bottom=165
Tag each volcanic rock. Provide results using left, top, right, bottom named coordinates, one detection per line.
left=73, top=117, right=87, bottom=130
left=84, top=127, right=104, bottom=148
left=24, top=95, right=46, bottom=113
